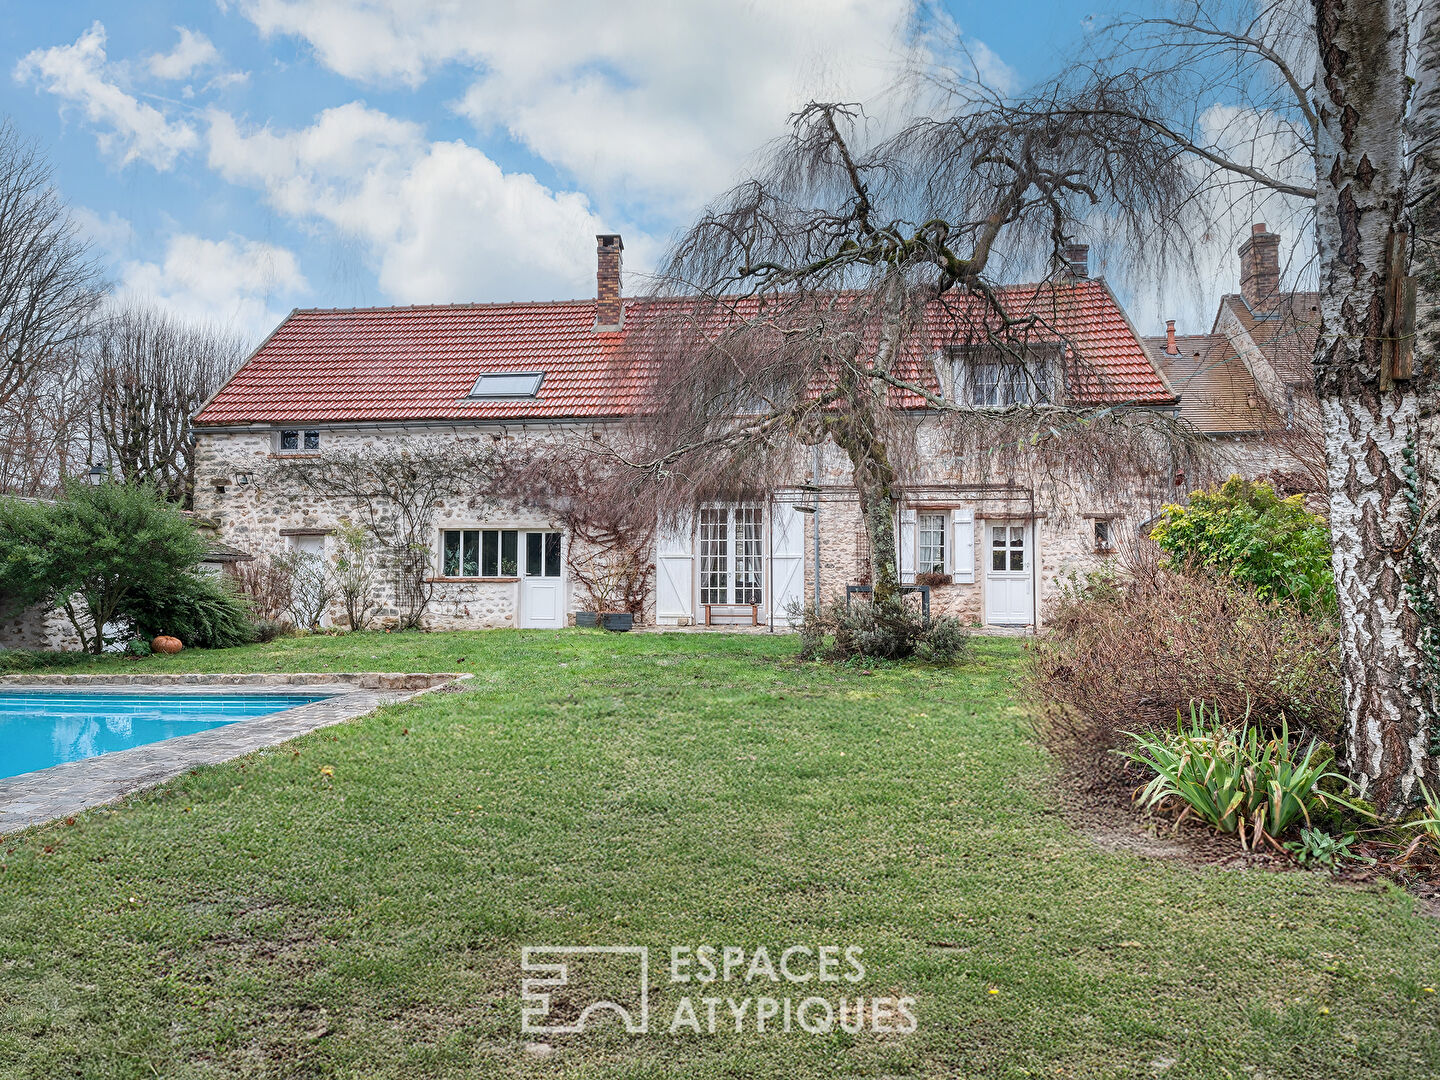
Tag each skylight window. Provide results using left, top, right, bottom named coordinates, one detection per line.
left=468, top=372, right=544, bottom=398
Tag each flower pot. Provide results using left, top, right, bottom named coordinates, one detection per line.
left=599, top=612, right=634, bottom=633
left=575, top=612, right=599, bottom=628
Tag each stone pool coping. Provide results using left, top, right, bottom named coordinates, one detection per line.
left=0, top=672, right=468, bottom=834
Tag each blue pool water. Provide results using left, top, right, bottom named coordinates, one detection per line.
left=0, top=691, right=330, bottom=780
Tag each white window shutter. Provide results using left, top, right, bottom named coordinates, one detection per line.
left=656, top=514, right=694, bottom=623
left=898, top=508, right=916, bottom=584
left=953, top=509, right=975, bottom=583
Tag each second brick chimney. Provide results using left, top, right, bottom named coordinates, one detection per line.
left=1063, top=243, right=1089, bottom=279
left=595, top=233, right=623, bottom=330
left=1239, top=223, right=1281, bottom=311
left=1165, top=319, right=1179, bottom=355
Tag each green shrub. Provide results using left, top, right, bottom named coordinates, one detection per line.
left=1150, top=476, right=1335, bottom=611
left=0, top=481, right=205, bottom=653
left=1120, top=703, right=1367, bottom=850
left=124, top=571, right=257, bottom=649
left=1402, top=780, right=1440, bottom=856
left=1284, top=827, right=1368, bottom=868
left=792, top=596, right=970, bottom=664
left=249, top=617, right=294, bottom=644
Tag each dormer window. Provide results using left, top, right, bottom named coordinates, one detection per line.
left=945, top=347, right=1056, bottom=408
left=468, top=372, right=544, bottom=399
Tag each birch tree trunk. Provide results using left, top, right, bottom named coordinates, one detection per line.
left=1314, top=0, right=1438, bottom=814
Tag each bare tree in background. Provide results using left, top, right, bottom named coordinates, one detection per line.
left=621, top=98, right=1206, bottom=607
left=0, top=119, right=102, bottom=411
left=0, top=341, right=92, bottom=495
left=91, top=304, right=249, bottom=506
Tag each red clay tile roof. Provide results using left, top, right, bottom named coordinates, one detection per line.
left=1217, top=292, right=1322, bottom=385
left=1144, top=334, right=1281, bottom=434
left=194, top=279, right=1174, bottom=426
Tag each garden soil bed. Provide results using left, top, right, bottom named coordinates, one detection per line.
left=1047, top=734, right=1440, bottom=912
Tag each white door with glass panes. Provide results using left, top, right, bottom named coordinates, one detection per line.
left=697, top=506, right=764, bottom=611
left=520, top=530, right=564, bottom=628
left=984, top=520, right=1033, bottom=625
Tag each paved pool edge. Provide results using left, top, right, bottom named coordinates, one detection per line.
left=0, top=672, right=468, bottom=834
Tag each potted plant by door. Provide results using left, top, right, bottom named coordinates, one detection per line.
left=599, top=610, right=634, bottom=632
left=570, top=538, right=652, bottom=631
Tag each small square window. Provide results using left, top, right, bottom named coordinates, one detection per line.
left=1094, top=519, right=1114, bottom=551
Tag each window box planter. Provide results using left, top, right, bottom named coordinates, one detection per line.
left=600, top=612, right=634, bottom=633
left=915, top=571, right=953, bottom=588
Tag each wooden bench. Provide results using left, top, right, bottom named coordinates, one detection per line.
left=703, top=603, right=759, bottom=626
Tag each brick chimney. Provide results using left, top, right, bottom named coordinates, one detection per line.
left=1239, top=223, right=1281, bottom=310
left=1165, top=319, right=1179, bottom=355
left=595, top=233, right=623, bottom=330
left=1063, top=243, right=1089, bottom=279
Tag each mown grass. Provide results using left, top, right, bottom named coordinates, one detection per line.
left=0, top=630, right=1437, bottom=1079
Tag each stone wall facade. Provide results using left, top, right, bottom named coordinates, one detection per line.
left=178, top=412, right=1303, bottom=639
left=0, top=602, right=81, bottom=651
left=191, top=424, right=640, bottom=632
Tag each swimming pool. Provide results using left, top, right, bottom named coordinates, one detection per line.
left=0, top=690, right=331, bottom=780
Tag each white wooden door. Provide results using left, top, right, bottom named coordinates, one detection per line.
left=770, top=501, right=805, bottom=625
left=984, top=520, right=1033, bottom=625
left=519, top=530, right=565, bottom=628
left=656, top=516, right=694, bottom=623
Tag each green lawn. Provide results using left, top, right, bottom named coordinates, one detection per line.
left=1, top=631, right=1438, bottom=1079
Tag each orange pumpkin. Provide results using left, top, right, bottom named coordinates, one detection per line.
left=151, top=635, right=183, bottom=654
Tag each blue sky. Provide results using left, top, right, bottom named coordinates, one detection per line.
left=2, top=1, right=1239, bottom=343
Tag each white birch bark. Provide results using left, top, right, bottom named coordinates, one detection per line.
left=1313, top=0, right=1436, bottom=813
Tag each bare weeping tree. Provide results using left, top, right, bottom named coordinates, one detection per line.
left=620, top=98, right=1207, bottom=607
left=0, top=120, right=102, bottom=413
left=91, top=303, right=249, bottom=506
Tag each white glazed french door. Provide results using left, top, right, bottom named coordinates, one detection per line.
left=984, top=520, right=1033, bottom=625
left=697, top=506, right=764, bottom=607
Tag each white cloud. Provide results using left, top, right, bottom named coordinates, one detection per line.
left=118, top=232, right=308, bottom=339
left=235, top=0, right=1004, bottom=211
left=146, top=27, right=220, bottom=80
left=13, top=22, right=198, bottom=170
left=206, top=103, right=658, bottom=303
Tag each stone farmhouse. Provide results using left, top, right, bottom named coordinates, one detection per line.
left=183, top=229, right=1311, bottom=635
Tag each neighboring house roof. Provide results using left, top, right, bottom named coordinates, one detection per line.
left=194, top=278, right=1174, bottom=427
left=1143, top=334, right=1281, bottom=434
left=1215, top=292, right=1321, bottom=385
